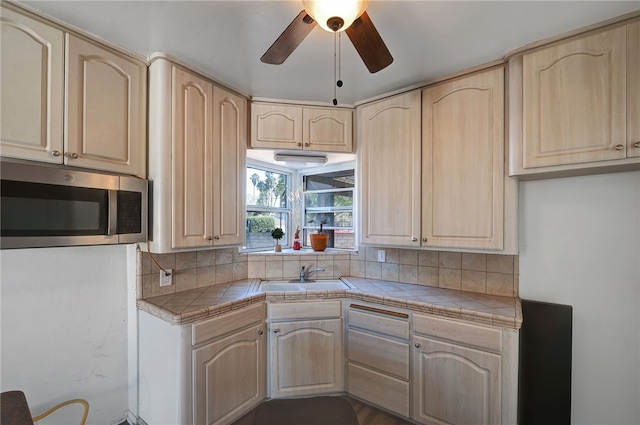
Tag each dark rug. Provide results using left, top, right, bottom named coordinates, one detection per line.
left=250, top=396, right=359, bottom=425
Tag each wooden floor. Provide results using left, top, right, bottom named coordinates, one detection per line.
left=232, top=395, right=414, bottom=425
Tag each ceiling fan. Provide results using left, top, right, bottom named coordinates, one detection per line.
left=260, top=0, right=393, bottom=74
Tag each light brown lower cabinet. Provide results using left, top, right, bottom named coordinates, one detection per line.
left=193, top=323, right=267, bottom=425
left=411, top=336, right=501, bottom=424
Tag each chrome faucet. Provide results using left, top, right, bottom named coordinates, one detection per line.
left=299, top=266, right=325, bottom=282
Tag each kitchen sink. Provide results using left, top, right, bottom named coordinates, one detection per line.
left=257, top=279, right=350, bottom=292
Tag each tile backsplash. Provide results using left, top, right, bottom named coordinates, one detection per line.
left=137, top=247, right=518, bottom=299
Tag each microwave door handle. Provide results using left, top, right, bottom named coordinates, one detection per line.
left=108, top=190, right=118, bottom=236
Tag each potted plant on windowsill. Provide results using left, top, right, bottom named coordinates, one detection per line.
left=309, top=220, right=329, bottom=252
left=271, top=227, right=284, bottom=252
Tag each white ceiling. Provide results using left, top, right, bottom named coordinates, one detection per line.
left=19, top=1, right=640, bottom=106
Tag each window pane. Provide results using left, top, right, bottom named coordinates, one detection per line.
left=303, top=229, right=355, bottom=249
left=305, top=212, right=352, bottom=228
left=245, top=211, right=288, bottom=250
left=304, top=170, right=354, bottom=191
left=247, top=167, right=288, bottom=208
left=305, top=191, right=353, bottom=209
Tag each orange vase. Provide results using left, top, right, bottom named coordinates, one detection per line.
left=309, top=233, right=329, bottom=251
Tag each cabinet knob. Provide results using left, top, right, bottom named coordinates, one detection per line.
left=297, top=142, right=302, bottom=147
left=67, top=152, right=79, bottom=159
left=634, top=142, right=640, bottom=148
left=51, top=150, right=61, bottom=157
left=422, top=237, right=427, bottom=242
left=258, top=330, right=264, bottom=335
left=615, top=144, right=624, bottom=151
left=415, top=343, right=421, bottom=348
left=214, top=236, right=221, bottom=240
left=273, top=328, right=281, bottom=334
left=411, top=237, right=417, bottom=242
left=206, top=236, right=213, bottom=241
left=304, top=143, right=310, bottom=147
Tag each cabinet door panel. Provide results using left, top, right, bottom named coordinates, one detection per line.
left=303, top=108, right=353, bottom=152
left=66, top=34, right=146, bottom=176
left=628, top=20, right=640, bottom=158
left=422, top=67, right=504, bottom=250
left=522, top=25, right=627, bottom=167
left=251, top=103, right=302, bottom=149
left=0, top=6, right=64, bottom=163
left=172, top=67, right=213, bottom=248
left=412, top=336, right=501, bottom=425
left=193, top=323, right=266, bottom=425
left=358, top=91, right=421, bottom=247
left=270, top=319, right=343, bottom=398
left=213, top=87, right=246, bottom=245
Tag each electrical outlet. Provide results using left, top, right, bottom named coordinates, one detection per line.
left=377, top=250, right=386, bottom=262
left=159, top=269, right=173, bottom=287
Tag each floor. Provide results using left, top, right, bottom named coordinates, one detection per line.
left=232, top=395, right=414, bottom=425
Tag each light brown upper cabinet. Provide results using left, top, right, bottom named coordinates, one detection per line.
left=147, top=56, right=246, bottom=252
left=509, top=18, right=640, bottom=176
left=358, top=90, right=422, bottom=247
left=358, top=67, right=516, bottom=253
left=0, top=5, right=147, bottom=177
left=422, top=67, right=505, bottom=251
left=251, top=102, right=353, bottom=152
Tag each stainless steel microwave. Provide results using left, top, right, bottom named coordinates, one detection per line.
left=1, top=161, right=147, bottom=249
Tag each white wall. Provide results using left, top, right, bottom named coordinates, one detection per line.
left=519, top=170, right=640, bottom=424
left=0, top=244, right=135, bottom=425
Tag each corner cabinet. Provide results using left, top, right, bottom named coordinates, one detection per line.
left=357, top=90, right=422, bottom=247
left=147, top=55, right=246, bottom=252
left=250, top=102, right=353, bottom=153
left=0, top=4, right=147, bottom=177
left=509, top=17, right=640, bottom=176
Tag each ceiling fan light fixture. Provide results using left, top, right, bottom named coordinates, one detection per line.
left=302, top=0, right=369, bottom=33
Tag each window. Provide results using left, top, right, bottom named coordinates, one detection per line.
left=302, top=168, right=355, bottom=250
left=245, top=165, right=290, bottom=250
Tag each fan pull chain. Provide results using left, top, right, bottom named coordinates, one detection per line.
left=337, top=32, right=343, bottom=88
left=332, top=32, right=344, bottom=106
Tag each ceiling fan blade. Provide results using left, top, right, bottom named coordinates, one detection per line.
left=261, top=10, right=317, bottom=65
left=345, top=11, right=393, bottom=73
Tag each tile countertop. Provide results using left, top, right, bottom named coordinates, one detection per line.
left=137, top=277, right=522, bottom=330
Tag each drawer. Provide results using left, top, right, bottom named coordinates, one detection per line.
left=413, top=313, right=502, bottom=352
left=348, top=329, right=409, bottom=379
left=269, top=300, right=342, bottom=321
left=348, top=306, right=409, bottom=340
left=192, top=303, right=265, bottom=345
left=347, top=362, right=409, bottom=418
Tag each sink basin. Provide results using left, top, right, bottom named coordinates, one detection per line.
left=257, top=279, right=350, bottom=292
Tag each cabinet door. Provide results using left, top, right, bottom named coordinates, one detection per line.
left=422, top=67, right=504, bottom=250
left=628, top=20, right=640, bottom=158
left=0, top=6, right=64, bottom=163
left=270, top=319, right=343, bottom=398
left=250, top=103, right=303, bottom=149
left=358, top=91, right=422, bottom=247
left=412, top=336, right=501, bottom=425
left=66, top=34, right=146, bottom=176
left=302, top=107, right=353, bottom=152
left=193, top=323, right=266, bottom=425
left=522, top=25, right=627, bottom=167
left=172, top=67, right=214, bottom=248
left=213, top=87, right=246, bottom=246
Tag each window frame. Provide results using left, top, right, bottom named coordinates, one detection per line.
left=298, top=161, right=357, bottom=251
left=244, top=160, right=293, bottom=252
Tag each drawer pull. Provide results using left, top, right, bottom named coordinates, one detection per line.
left=350, top=304, right=409, bottom=319
left=615, top=144, right=624, bottom=150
